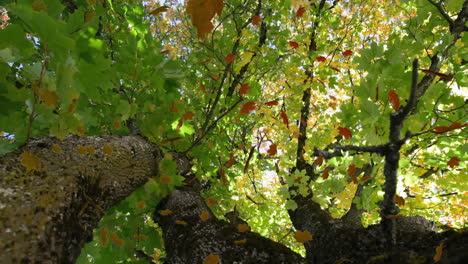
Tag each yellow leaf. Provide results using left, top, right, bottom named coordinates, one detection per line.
left=433, top=242, right=444, bottom=263
left=39, top=88, right=59, bottom=108
left=234, top=51, right=255, bottom=73
left=294, top=230, right=313, bottom=243
left=175, top=220, right=187, bottom=225
left=86, top=145, right=95, bottom=154
left=76, top=145, right=87, bottom=155
left=334, top=181, right=358, bottom=210
left=103, top=144, right=113, bottom=155
left=203, top=254, right=221, bottom=264
left=234, top=239, right=247, bottom=244
left=20, top=151, right=41, bottom=172
left=207, top=197, right=218, bottom=207
left=237, top=223, right=249, bottom=232
left=32, top=1, right=47, bottom=11
left=51, top=144, right=62, bottom=153
left=159, top=209, right=172, bottom=216
left=200, top=210, right=210, bottom=221
left=110, top=232, right=124, bottom=246
left=186, top=0, right=223, bottom=39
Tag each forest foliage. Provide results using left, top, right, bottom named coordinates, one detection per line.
left=0, top=0, right=467, bottom=262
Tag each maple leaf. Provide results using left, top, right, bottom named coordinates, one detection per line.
left=322, top=169, right=329, bottom=179
left=280, top=109, right=289, bottom=127
left=239, top=101, right=257, bottom=114
left=433, top=242, right=444, bottom=263
left=186, top=0, right=224, bottom=40
left=110, top=232, right=124, bottom=246
left=338, top=127, right=352, bottom=139
left=294, top=230, right=313, bottom=243
left=388, top=89, right=400, bottom=110
left=315, top=56, right=326, bottom=62
left=100, top=227, right=109, bottom=247
left=200, top=210, right=210, bottom=221
left=207, top=197, right=219, bottom=206
left=296, top=6, right=306, bottom=17
left=267, top=144, right=277, bottom=156
left=289, top=41, right=299, bottom=49
left=20, top=151, right=41, bottom=172
left=265, top=100, right=279, bottom=106
left=159, top=209, right=172, bottom=216
left=342, top=50, right=353, bottom=56
left=239, top=83, right=250, bottom=96
left=225, top=152, right=235, bottom=168
left=149, top=6, right=169, bottom=16
left=224, top=53, right=235, bottom=64
left=447, top=157, right=460, bottom=168
left=252, top=15, right=261, bottom=26
left=237, top=223, right=250, bottom=232
left=204, top=254, right=221, bottom=264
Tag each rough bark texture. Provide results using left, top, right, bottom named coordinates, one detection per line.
left=153, top=186, right=307, bottom=264
left=0, top=135, right=162, bottom=263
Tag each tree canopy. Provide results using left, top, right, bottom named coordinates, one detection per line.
left=0, top=0, right=467, bottom=263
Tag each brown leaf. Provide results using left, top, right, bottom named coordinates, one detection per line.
left=280, top=109, right=289, bottom=127
left=100, top=227, right=109, bottom=246
left=225, top=153, right=235, bottom=168
left=159, top=209, right=172, bottom=216
left=294, top=230, right=313, bottom=243
left=200, top=210, right=210, bottom=221
left=289, top=41, right=299, bottom=49
left=447, top=157, right=460, bottom=168
left=388, top=89, right=400, bottom=111
left=338, top=127, right=352, bottom=139
left=239, top=101, right=257, bottom=114
left=224, top=53, right=235, bottom=64
left=252, top=15, right=261, bottom=25
left=207, top=197, right=219, bottom=207
left=110, top=232, right=124, bottom=246
left=239, top=83, right=250, bottom=96
left=267, top=144, right=277, bottom=156
left=393, top=195, right=405, bottom=206
left=265, top=100, right=279, bottom=106
left=296, top=6, right=306, bottom=17
left=321, top=169, right=329, bottom=180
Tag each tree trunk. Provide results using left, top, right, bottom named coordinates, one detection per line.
left=1, top=136, right=467, bottom=263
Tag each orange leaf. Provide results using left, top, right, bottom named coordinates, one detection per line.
left=200, top=210, right=210, bottom=221
left=280, top=110, right=289, bottom=127
left=224, top=53, right=235, bottom=64
left=252, top=15, right=261, bottom=25
left=316, top=156, right=324, bottom=166
left=200, top=82, right=206, bottom=91
left=237, top=223, right=250, bottom=232
left=289, top=41, right=299, bottom=49
left=267, top=144, right=277, bottom=156
left=136, top=201, right=145, bottom=209
left=159, top=209, right=172, bottom=216
left=100, top=227, right=109, bottom=246
left=294, top=176, right=302, bottom=183
left=110, top=232, right=124, bottom=246
left=294, top=230, right=313, bottom=243
left=207, top=197, right=219, bottom=207
left=239, top=101, right=257, bottom=114
left=388, top=89, right=400, bottom=111
left=239, top=83, right=250, bottom=96
left=20, top=151, right=41, bottom=172
left=296, top=6, right=306, bottom=17
left=32, top=1, right=47, bottom=11
left=265, top=100, right=279, bottom=106
left=433, top=242, right=444, bottom=263
left=133, top=234, right=148, bottom=240
left=204, top=254, right=221, bottom=264
left=321, top=169, right=329, bottom=180
left=338, top=127, right=352, bottom=139
left=175, top=220, right=188, bottom=225
left=342, top=50, right=353, bottom=56
left=225, top=153, right=235, bottom=168
left=393, top=195, right=405, bottom=206
left=186, top=0, right=224, bottom=40
left=315, top=56, right=326, bottom=62
left=447, top=157, right=460, bottom=168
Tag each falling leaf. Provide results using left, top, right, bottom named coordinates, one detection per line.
left=207, top=197, right=219, bottom=206
left=234, top=239, right=247, bottom=244
left=280, top=109, right=289, bottom=127
left=161, top=175, right=172, bottom=183
left=200, top=210, right=210, bottom=221
left=103, top=144, right=113, bottom=155
left=296, top=6, right=306, bottom=17
left=39, top=88, right=59, bottom=108
left=289, top=41, right=299, bottom=49
left=252, top=15, right=261, bottom=25
left=342, top=50, right=353, bottom=56
left=388, top=89, right=400, bottom=111
left=316, top=156, right=323, bottom=166
left=224, top=53, right=235, bottom=64
left=447, top=157, right=460, bottom=168
left=420, top=69, right=453, bottom=80
left=149, top=6, right=169, bottom=16
left=100, top=227, right=109, bottom=247
left=315, top=56, right=326, bottom=62
left=265, top=100, right=279, bottom=106
left=186, top=0, right=224, bottom=39
left=239, top=101, right=257, bottom=114
left=267, top=144, right=277, bottom=156
left=204, top=254, right=221, bottom=264
left=321, top=169, right=329, bottom=180
left=32, top=1, right=47, bottom=11
left=237, top=223, right=250, bottom=232
left=110, top=232, right=124, bottom=246
left=433, top=242, right=444, bottom=263
left=159, top=209, right=172, bottom=216
left=338, top=127, right=352, bottom=139
left=294, top=230, right=313, bottom=243
left=175, top=220, right=188, bottom=225
left=225, top=153, right=235, bottom=168
left=239, top=83, right=250, bottom=96
left=136, top=201, right=145, bottom=209
left=51, top=144, right=62, bottom=153
left=394, top=195, right=405, bottom=206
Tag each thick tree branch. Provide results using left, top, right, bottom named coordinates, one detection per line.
left=313, top=143, right=389, bottom=159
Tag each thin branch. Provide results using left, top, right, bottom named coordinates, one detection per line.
left=427, top=0, right=454, bottom=27
left=313, top=143, right=389, bottom=159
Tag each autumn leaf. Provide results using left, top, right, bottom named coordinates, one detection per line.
left=315, top=56, right=326, bottom=62
left=447, top=157, right=460, bottom=168
left=338, top=127, right=352, bottom=139
left=342, top=50, right=353, bottom=56
left=51, top=144, right=62, bottom=153
left=224, top=53, right=235, bottom=64
left=316, top=156, right=323, bottom=166
left=149, top=6, right=169, bottom=16
left=160, top=175, right=172, bottom=183
left=182, top=111, right=195, bottom=121
left=280, top=109, right=289, bottom=127
left=39, top=88, right=59, bottom=108
left=347, top=164, right=358, bottom=184
left=100, top=227, right=109, bottom=247
left=103, top=144, right=113, bottom=155
left=239, top=83, right=250, bottom=96
left=234, top=239, right=247, bottom=244
left=207, top=197, right=219, bottom=206
left=294, top=230, right=313, bottom=243
left=200, top=210, right=210, bottom=221
left=159, top=209, right=172, bottom=216
left=267, top=144, right=277, bottom=156
left=289, top=41, right=299, bottom=49
left=431, top=122, right=467, bottom=134
left=388, top=89, right=400, bottom=111
left=252, top=15, right=261, bottom=25
left=110, top=232, right=124, bottom=246
left=175, top=220, right=188, bottom=225
left=322, top=169, right=329, bottom=179
left=433, top=242, right=444, bottom=263
left=239, top=101, right=257, bottom=114
left=225, top=152, right=235, bottom=168
left=296, top=6, right=306, bottom=17
left=384, top=214, right=404, bottom=219
left=237, top=223, right=250, bottom=232
left=330, top=67, right=340, bottom=73
left=186, top=0, right=224, bottom=39
left=265, top=100, right=279, bottom=106
left=394, top=195, right=405, bottom=206
left=20, top=151, right=41, bottom=172
left=136, top=201, right=145, bottom=209
left=204, top=254, right=221, bottom=264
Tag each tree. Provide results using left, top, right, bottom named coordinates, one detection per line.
left=0, top=0, right=467, bottom=263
